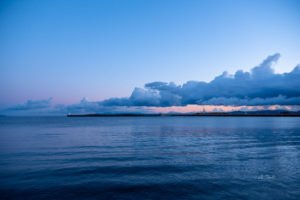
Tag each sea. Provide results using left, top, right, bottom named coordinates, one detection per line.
left=0, top=116, right=300, bottom=199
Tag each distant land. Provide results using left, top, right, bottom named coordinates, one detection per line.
left=67, top=110, right=300, bottom=117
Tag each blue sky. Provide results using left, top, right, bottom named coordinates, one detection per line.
left=0, top=0, right=300, bottom=111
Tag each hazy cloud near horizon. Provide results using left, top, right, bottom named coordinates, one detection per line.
left=2, top=54, right=300, bottom=115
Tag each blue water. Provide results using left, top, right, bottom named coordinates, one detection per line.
left=0, top=117, right=300, bottom=199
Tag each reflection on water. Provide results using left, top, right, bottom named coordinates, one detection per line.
left=0, top=117, right=300, bottom=199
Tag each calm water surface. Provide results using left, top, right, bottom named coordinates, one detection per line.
left=0, top=117, right=300, bottom=199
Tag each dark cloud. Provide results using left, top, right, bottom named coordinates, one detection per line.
left=2, top=54, right=299, bottom=116
left=102, top=54, right=300, bottom=106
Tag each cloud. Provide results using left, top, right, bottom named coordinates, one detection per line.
left=1, top=53, right=300, bottom=116
left=101, top=53, right=300, bottom=106
left=4, top=98, right=53, bottom=111
left=1, top=97, right=154, bottom=116
left=1, top=98, right=56, bottom=116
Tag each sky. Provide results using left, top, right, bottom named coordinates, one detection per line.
left=0, top=0, right=300, bottom=115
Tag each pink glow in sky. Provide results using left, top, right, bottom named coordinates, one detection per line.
left=150, top=105, right=298, bottom=114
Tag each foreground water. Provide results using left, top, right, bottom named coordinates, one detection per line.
left=0, top=117, right=300, bottom=199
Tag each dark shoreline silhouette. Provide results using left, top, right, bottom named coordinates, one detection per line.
left=67, top=110, right=300, bottom=117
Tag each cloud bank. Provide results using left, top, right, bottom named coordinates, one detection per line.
left=102, top=53, right=300, bottom=107
left=1, top=98, right=153, bottom=116
left=1, top=54, right=300, bottom=115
